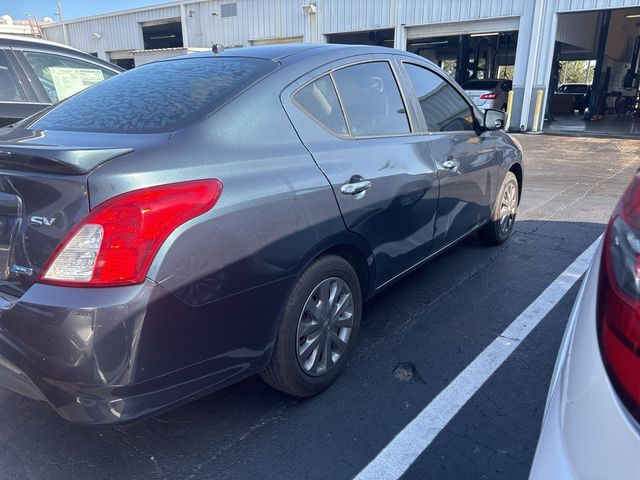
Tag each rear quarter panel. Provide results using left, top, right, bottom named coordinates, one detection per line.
left=85, top=75, right=363, bottom=379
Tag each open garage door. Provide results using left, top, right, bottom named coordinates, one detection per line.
left=406, top=17, right=520, bottom=40
left=545, top=8, right=640, bottom=138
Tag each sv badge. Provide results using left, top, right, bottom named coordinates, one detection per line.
left=30, top=216, right=56, bottom=227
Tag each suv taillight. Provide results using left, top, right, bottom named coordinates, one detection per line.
left=39, top=179, right=223, bottom=287
left=598, top=174, right=640, bottom=423
left=480, top=93, right=497, bottom=100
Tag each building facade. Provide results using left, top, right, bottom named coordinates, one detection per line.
left=37, top=0, right=640, bottom=132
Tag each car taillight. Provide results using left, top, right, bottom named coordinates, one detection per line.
left=480, top=93, right=497, bottom=100
left=598, top=174, right=640, bottom=423
left=39, top=179, right=223, bottom=287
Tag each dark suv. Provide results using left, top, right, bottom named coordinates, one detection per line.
left=0, top=34, right=122, bottom=127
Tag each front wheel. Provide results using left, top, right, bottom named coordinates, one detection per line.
left=260, top=255, right=362, bottom=397
left=478, top=171, right=519, bottom=245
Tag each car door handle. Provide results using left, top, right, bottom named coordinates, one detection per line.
left=340, top=179, right=372, bottom=196
left=442, top=159, right=460, bottom=170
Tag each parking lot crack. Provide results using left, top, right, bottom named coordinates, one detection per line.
left=113, top=428, right=168, bottom=480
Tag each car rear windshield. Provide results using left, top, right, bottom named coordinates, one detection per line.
left=30, top=57, right=277, bottom=134
left=461, top=80, right=499, bottom=90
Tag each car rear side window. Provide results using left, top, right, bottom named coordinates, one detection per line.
left=294, top=75, right=348, bottom=136
left=0, top=51, right=26, bottom=102
left=404, top=63, right=475, bottom=133
left=332, top=61, right=410, bottom=137
left=23, top=51, right=117, bottom=103
left=30, top=57, right=277, bottom=134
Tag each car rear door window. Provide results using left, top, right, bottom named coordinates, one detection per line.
left=0, top=51, right=26, bottom=102
left=405, top=63, right=475, bottom=133
left=294, top=75, right=348, bottom=135
left=332, top=61, right=410, bottom=137
left=30, top=57, right=277, bottom=133
left=23, top=51, right=117, bottom=103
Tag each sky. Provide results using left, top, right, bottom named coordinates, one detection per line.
left=1, top=0, right=175, bottom=20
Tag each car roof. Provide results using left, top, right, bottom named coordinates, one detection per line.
left=182, top=43, right=438, bottom=70
left=0, top=34, right=86, bottom=53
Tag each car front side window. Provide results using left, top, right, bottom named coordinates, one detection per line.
left=23, top=51, right=117, bottom=103
left=404, top=63, right=475, bottom=133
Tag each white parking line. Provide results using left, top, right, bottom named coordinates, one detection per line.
left=354, top=237, right=602, bottom=480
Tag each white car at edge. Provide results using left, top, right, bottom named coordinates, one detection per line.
left=530, top=172, right=640, bottom=479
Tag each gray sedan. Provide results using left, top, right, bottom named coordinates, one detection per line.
left=0, top=44, right=522, bottom=424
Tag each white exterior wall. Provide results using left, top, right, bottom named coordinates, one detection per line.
left=402, top=0, right=524, bottom=25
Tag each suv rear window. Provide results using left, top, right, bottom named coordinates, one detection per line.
left=31, top=57, right=277, bottom=133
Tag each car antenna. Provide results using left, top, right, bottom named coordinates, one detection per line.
left=211, top=42, right=225, bottom=54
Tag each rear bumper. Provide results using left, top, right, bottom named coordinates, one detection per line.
left=0, top=277, right=288, bottom=425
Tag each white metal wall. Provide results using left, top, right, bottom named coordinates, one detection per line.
left=43, top=5, right=181, bottom=53
left=402, top=0, right=525, bottom=26
left=183, top=0, right=307, bottom=47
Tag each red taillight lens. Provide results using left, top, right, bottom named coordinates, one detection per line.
left=598, top=174, right=640, bottom=422
left=39, top=179, right=223, bottom=287
left=480, top=93, right=497, bottom=100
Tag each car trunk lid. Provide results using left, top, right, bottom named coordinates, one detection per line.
left=0, top=127, right=157, bottom=297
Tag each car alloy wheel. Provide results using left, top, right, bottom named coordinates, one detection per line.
left=499, top=181, right=518, bottom=234
left=296, top=277, right=354, bottom=376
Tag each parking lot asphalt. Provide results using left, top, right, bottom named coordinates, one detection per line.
left=2, top=134, right=640, bottom=480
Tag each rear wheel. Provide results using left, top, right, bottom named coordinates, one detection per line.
left=260, top=255, right=362, bottom=397
left=478, top=171, right=518, bottom=245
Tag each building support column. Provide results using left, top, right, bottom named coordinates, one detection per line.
left=392, top=0, right=406, bottom=50
left=455, top=35, right=471, bottom=85
left=180, top=3, right=189, bottom=48
left=519, top=0, right=547, bottom=131
left=586, top=10, right=611, bottom=120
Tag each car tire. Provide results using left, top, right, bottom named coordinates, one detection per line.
left=260, top=255, right=362, bottom=397
left=477, top=171, right=519, bottom=245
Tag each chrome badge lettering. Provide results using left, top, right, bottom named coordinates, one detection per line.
left=30, top=216, right=56, bottom=227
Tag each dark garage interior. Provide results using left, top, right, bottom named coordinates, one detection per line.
left=546, top=8, right=640, bottom=137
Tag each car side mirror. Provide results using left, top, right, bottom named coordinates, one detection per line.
left=483, top=109, right=505, bottom=131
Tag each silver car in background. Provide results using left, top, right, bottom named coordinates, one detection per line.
left=530, top=172, right=640, bottom=479
left=462, top=79, right=512, bottom=111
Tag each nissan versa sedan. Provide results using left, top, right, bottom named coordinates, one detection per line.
left=530, top=173, right=640, bottom=479
left=0, top=44, right=523, bottom=424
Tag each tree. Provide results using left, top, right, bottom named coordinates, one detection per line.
left=559, top=60, right=595, bottom=85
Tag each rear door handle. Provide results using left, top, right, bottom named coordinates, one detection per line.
left=340, top=179, right=372, bottom=196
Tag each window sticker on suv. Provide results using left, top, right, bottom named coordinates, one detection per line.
left=49, top=67, right=105, bottom=100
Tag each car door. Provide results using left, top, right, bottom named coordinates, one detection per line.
left=282, top=56, right=440, bottom=287
left=400, top=61, right=499, bottom=250
left=0, top=49, right=42, bottom=127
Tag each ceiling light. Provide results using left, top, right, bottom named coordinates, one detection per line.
left=625, top=13, right=640, bottom=18
left=470, top=32, right=500, bottom=37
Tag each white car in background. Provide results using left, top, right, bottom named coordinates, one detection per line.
left=529, top=173, right=640, bottom=479
left=462, top=79, right=512, bottom=111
